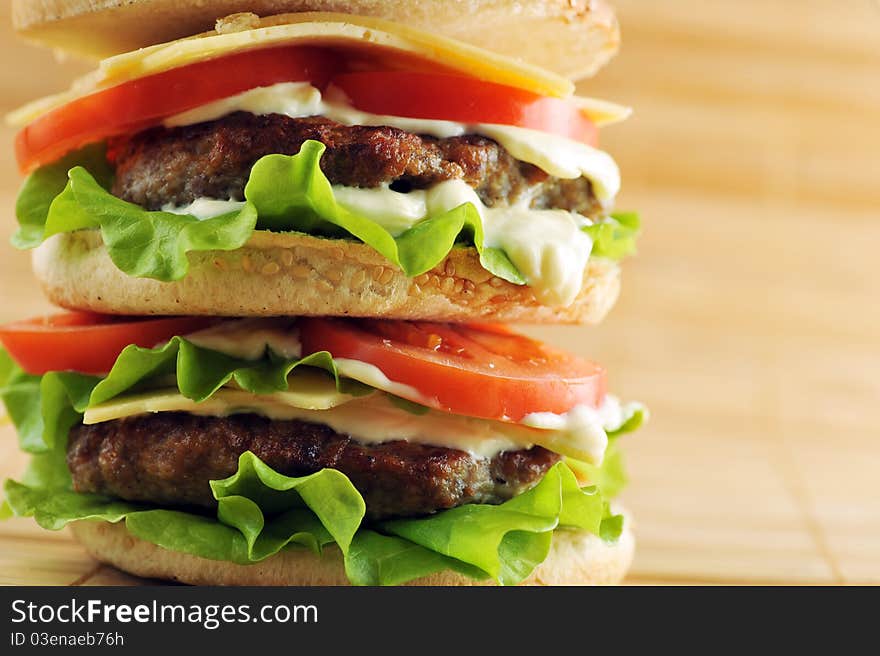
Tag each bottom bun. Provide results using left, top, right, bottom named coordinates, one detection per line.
left=34, top=230, right=621, bottom=324
left=70, top=515, right=635, bottom=586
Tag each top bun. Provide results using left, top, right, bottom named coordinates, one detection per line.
left=12, top=0, right=619, bottom=79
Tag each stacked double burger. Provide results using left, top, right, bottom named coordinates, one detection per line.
left=0, top=0, right=644, bottom=585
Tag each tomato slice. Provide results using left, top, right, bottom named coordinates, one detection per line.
left=15, top=46, right=339, bottom=173
left=299, top=318, right=606, bottom=422
left=329, top=71, right=598, bottom=147
left=0, top=312, right=217, bottom=375
left=17, top=49, right=599, bottom=173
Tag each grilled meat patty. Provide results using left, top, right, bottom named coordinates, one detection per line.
left=109, top=112, right=601, bottom=216
left=67, top=412, right=561, bottom=520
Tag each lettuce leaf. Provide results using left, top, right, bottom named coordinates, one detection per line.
left=609, top=402, right=648, bottom=439
left=380, top=463, right=614, bottom=585
left=13, top=144, right=113, bottom=249
left=3, top=445, right=621, bottom=586
left=0, top=349, right=15, bottom=388
left=586, top=211, right=641, bottom=260
left=0, top=344, right=635, bottom=585
left=245, top=142, right=524, bottom=283
left=346, top=530, right=492, bottom=586
left=15, top=145, right=259, bottom=282
left=13, top=141, right=636, bottom=284
left=567, top=443, right=629, bottom=500
left=0, top=337, right=372, bottom=455
left=565, top=404, right=646, bottom=500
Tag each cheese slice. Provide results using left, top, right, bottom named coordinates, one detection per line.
left=84, top=385, right=614, bottom=464
left=84, top=368, right=359, bottom=424
left=7, top=12, right=630, bottom=128
left=101, top=12, right=574, bottom=95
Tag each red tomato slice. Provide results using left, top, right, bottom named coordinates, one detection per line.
left=329, top=71, right=598, bottom=147
left=0, top=312, right=217, bottom=375
left=15, top=46, right=339, bottom=173
left=299, top=318, right=606, bottom=422
left=17, top=51, right=598, bottom=173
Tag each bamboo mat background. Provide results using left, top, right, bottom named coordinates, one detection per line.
left=0, top=0, right=878, bottom=585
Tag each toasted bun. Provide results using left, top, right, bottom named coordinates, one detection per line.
left=12, top=0, right=619, bottom=80
left=70, top=514, right=634, bottom=585
left=33, top=231, right=621, bottom=324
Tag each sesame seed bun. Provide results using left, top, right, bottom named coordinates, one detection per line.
left=33, top=230, right=621, bottom=324
left=70, top=512, right=635, bottom=585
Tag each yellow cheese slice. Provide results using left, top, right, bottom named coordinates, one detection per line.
left=8, top=12, right=629, bottom=127
left=572, top=96, right=633, bottom=126
left=100, top=12, right=574, bottom=95
left=84, top=372, right=360, bottom=425
left=84, top=384, right=606, bottom=463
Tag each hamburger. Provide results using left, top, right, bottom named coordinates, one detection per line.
left=0, top=0, right=645, bottom=585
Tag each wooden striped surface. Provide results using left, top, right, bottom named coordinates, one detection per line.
left=0, top=0, right=878, bottom=585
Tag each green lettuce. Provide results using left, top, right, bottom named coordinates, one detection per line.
left=13, top=141, right=638, bottom=283
left=565, top=403, right=646, bottom=500
left=245, top=143, right=524, bottom=283
left=3, top=442, right=621, bottom=586
left=0, top=337, right=373, bottom=455
left=0, top=341, right=634, bottom=585
left=13, top=144, right=113, bottom=249
left=586, top=211, right=641, bottom=260
left=567, top=442, right=628, bottom=501
left=14, top=146, right=258, bottom=282
left=0, top=350, right=15, bottom=389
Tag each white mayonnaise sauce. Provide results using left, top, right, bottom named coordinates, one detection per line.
left=333, top=180, right=592, bottom=307
left=332, top=358, right=432, bottom=406
left=160, top=197, right=246, bottom=219
left=523, top=396, right=644, bottom=465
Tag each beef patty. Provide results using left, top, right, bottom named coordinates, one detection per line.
left=67, top=412, right=560, bottom=520
left=109, top=112, right=601, bottom=216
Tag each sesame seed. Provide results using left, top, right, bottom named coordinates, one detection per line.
left=241, top=255, right=253, bottom=272
left=444, top=260, right=456, bottom=276
left=379, top=268, right=395, bottom=285
left=261, top=262, right=280, bottom=275
left=280, top=250, right=294, bottom=266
